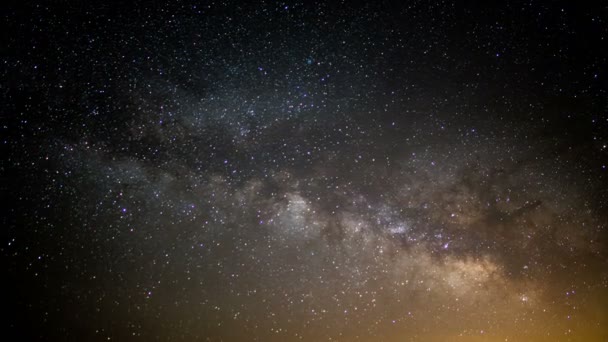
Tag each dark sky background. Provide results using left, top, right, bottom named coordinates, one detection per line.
left=3, top=1, right=608, bottom=341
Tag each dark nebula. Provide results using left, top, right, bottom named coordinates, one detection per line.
left=3, top=1, right=608, bottom=341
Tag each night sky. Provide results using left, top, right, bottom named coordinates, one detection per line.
left=3, top=1, right=608, bottom=341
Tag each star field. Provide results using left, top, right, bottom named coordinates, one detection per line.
left=3, top=1, right=608, bottom=341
